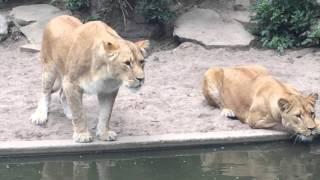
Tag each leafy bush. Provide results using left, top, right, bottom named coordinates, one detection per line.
left=66, top=0, right=175, bottom=25
left=251, top=0, right=320, bottom=53
left=135, top=0, right=175, bottom=24
left=82, top=0, right=131, bottom=24
left=66, top=0, right=89, bottom=11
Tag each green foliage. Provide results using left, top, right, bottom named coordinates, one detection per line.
left=251, top=0, right=320, bottom=53
left=66, top=0, right=89, bottom=11
left=66, top=0, right=175, bottom=25
left=136, top=0, right=175, bottom=24
left=302, top=23, right=320, bottom=46
left=92, top=0, right=133, bottom=23
left=85, top=15, right=101, bottom=22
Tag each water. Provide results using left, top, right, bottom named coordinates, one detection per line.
left=1, top=141, right=320, bottom=180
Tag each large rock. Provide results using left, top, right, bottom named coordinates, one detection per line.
left=0, top=15, right=8, bottom=41
left=174, top=8, right=254, bottom=48
left=118, top=20, right=162, bottom=39
left=10, top=4, right=66, bottom=26
left=197, top=0, right=253, bottom=25
left=10, top=4, right=69, bottom=50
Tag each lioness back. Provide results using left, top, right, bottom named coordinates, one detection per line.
left=43, top=15, right=82, bottom=41
left=41, top=15, right=82, bottom=65
left=42, top=17, right=123, bottom=76
left=203, top=65, right=269, bottom=120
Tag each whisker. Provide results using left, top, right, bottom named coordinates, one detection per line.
left=293, top=135, right=298, bottom=144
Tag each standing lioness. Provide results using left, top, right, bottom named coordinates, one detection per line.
left=203, top=65, right=319, bottom=142
left=30, top=15, right=149, bottom=143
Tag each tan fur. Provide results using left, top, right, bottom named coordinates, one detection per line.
left=203, top=65, right=319, bottom=141
left=30, top=15, right=149, bottom=143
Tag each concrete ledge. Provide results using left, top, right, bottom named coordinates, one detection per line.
left=0, top=130, right=290, bottom=157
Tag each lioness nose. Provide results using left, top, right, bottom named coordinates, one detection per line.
left=136, top=77, right=144, bottom=82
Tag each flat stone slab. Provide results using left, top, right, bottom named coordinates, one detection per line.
left=0, top=130, right=290, bottom=157
left=10, top=4, right=69, bottom=44
left=10, top=4, right=64, bottom=26
left=19, top=20, right=49, bottom=44
left=173, top=8, right=254, bottom=48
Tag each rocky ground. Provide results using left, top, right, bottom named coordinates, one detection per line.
left=0, top=37, right=319, bottom=141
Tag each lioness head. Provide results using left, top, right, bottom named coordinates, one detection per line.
left=278, top=93, right=319, bottom=142
left=96, top=39, right=149, bottom=89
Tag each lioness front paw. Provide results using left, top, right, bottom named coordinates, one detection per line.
left=97, top=130, right=117, bottom=141
left=73, top=131, right=93, bottom=143
left=30, top=109, right=48, bottom=125
left=221, top=108, right=236, bottom=118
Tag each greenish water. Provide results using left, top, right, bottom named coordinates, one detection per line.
left=1, top=142, right=320, bottom=180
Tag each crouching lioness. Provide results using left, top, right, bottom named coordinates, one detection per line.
left=203, top=65, right=319, bottom=142
left=30, top=15, right=149, bottom=143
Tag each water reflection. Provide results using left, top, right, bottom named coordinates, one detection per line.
left=200, top=144, right=320, bottom=180
left=40, top=161, right=73, bottom=180
left=39, top=161, right=113, bottom=180
left=1, top=142, right=320, bottom=180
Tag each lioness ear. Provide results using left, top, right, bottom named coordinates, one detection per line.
left=278, top=98, right=290, bottom=112
left=307, top=93, right=319, bottom=104
left=96, top=40, right=119, bottom=61
left=135, top=40, right=150, bottom=57
left=102, top=41, right=119, bottom=52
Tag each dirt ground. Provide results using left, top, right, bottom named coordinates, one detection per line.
left=0, top=38, right=319, bottom=141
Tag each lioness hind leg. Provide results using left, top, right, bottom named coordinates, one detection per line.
left=247, top=118, right=278, bottom=129
left=63, top=79, right=93, bottom=143
left=202, top=68, right=223, bottom=108
left=30, top=65, right=57, bottom=125
left=246, top=110, right=277, bottom=129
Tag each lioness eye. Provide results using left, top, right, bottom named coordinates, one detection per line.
left=124, top=61, right=131, bottom=67
left=140, top=60, right=145, bottom=64
left=296, top=114, right=301, bottom=118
